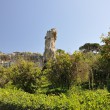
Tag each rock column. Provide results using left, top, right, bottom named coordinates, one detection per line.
left=43, top=28, right=57, bottom=62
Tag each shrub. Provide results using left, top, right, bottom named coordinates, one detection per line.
left=0, top=66, right=11, bottom=87
left=11, top=60, right=41, bottom=93
left=0, top=88, right=110, bottom=110
left=46, top=53, right=72, bottom=90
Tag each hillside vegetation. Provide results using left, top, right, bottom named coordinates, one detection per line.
left=0, top=36, right=110, bottom=109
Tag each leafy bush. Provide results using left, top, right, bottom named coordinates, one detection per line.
left=46, top=53, right=72, bottom=89
left=0, top=88, right=110, bottom=110
left=11, top=60, right=41, bottom=93
left=0, top=66, right=11, bottom=87
left=47, top=52, right=90, bottom=89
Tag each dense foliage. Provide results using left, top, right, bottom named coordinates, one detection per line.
left=0, top=88, right=110, bottom=110
left=11, top=60, right=42, bottom=93
left=1, top=35, right=110, bottom=109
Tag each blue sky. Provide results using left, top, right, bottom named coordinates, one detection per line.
left=0, top=0, right=110, bottom=54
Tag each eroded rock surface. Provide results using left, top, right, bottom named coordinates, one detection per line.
left=43, top=28, right=57, bottom=62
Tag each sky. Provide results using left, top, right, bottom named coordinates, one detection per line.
left=0, top=0, right=110, bottom=54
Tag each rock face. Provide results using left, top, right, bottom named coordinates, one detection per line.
left=43, top=28, right=57, bottom=62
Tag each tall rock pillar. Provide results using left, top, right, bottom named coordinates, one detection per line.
left=43, top=28, right=57, bottom=62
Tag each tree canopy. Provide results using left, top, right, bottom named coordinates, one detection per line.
left=79, top=43, right=101, bottom=53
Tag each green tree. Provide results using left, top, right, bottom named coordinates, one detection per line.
left=11, top=60, right=41, bottom=93
left=79, top=43, right=101, bottom=53
left=47, top=53, right=72, bottom=90
left=101, top=36, right=110, bottom=90
left=71, top=52, right=90, bottom=86
left=56, top=49, right=65, bottom=55
left=83, top=52, right=101, bottom=89
left=46, top=51, right=92, bottom=90
left=0, top=66, right=12, bottom=87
